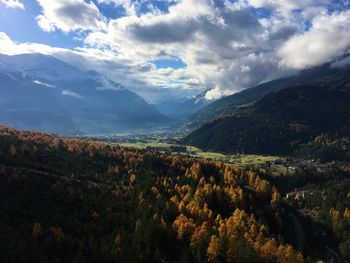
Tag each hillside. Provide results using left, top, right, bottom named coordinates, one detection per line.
left=0, top=125, right=314, bottom=262
left=0, top=53, right=168, bottom=134
left=183, top=67, right=350, bottom=160
left=183, top=64, right=342, bottom=131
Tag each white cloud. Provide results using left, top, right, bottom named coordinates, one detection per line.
left=0, top=31, right=198, bottom=102
left=33, top=80, right=55, bottom=88
left=62, top=90, right=81, bottom=98
left=279, top=10, right=350, bottom=69
left=85, top=0, right=296, bottom=98
left=50, top=0, right=350, bottom=99
left=36, top=0, right=107, bottom=32
left=3, top=0, right=350, bottom=101
left=0, top=0, right=24, bottom=9
left=0, top=32, right=13, bottom=46
left=205, top=86, right=233, bottom=100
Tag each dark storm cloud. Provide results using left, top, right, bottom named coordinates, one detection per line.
left=130, top=20, right=198, bottom=43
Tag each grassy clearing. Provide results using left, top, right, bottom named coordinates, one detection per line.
left=119, top=141, right=175, bottom=149
left=118, top=141, right=286, bottom=173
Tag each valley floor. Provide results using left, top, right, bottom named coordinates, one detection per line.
left=0, top=126, right=349, bottom=262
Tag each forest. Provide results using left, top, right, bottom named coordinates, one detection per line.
left=0, top=125, right=349, bottom=262
left=183, top=68, right=350, bottom=160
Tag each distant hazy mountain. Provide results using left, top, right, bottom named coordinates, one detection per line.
left=183, top=63, right=342, bottom=131
left=155, top=89, right=212, bottom=120
left=0, top=53, right=168, bottom=135
left=183, top=67, right=350, bottom=160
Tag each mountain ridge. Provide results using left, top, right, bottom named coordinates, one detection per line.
left=182, top=63, right=342, bottom=131
left=155, top=89, right=212, bottom=120
left=183, top=66, right=350, bottom=161
left=0, top=53, right=169, bottom=135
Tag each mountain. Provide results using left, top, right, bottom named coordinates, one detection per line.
left=0, top=53, right=168, bottom=135
left=182, top=64, right=342, bottom=131
left=183, top=67, right=350, bottom=160
left=0, top=53, right=84, bottom=81
left=155, top=89, right=212, bottom=120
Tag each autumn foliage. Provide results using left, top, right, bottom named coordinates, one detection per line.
left=0, top=125, right=309, bottom=262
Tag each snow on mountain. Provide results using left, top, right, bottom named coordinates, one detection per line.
left=0, top=53, right=169, bottom=134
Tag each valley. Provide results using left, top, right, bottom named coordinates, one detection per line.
left=1, top=53, right=350, bottom=262
left=1, top=125, right=349, bottom=262
left=0, top=53, right=171, bottom=135
left=1, top=1, right=350, bottom=262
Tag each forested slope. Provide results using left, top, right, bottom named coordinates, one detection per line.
left=184, top=68, right=350, bottom=160
left=183, top=63, right=341, bottom=131
left=0, top=125, right=311, bottom=262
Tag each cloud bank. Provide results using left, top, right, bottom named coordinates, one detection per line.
left=279, top=10, right=350, bottom=69
left=1, top=0, right=350, bottom=101
left=1, top=0, right=24, bottom=9
left=36, top=0, right=107, bottom=32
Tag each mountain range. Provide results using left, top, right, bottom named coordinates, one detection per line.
left=2, top=51, right=350, bottom=154
left=0, top=53, right=169, bottom=135
left=182, top=63, right=343, bottom=131
left=155, top=89, right=212, bottom=120
left=183, top=65, right=350, bottom=160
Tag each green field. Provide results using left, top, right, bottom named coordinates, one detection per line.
left=119, top=141, right=175, bottom=149
left=117, top=141, right=287, bottom=174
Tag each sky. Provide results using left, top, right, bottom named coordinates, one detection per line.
left=0, top=0, right=350, bottom=102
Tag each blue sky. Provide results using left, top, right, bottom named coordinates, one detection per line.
left=0, top=0, right=350, bottom=102
left=0, top=1, right=180, bottom=49
left=151, top=58, right=187, bottom=69
left=0, top=2, right=81, bottom=49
